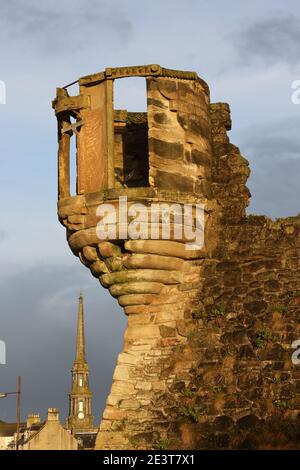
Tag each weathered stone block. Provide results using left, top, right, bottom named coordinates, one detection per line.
left=149, top=138, right=184, bottom=160
left=159, top=325, right=177, bottom=337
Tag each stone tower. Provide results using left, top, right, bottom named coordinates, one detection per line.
left=67, top=292, right=93, bottom=432
left=54, top=65, right=300, bottom=450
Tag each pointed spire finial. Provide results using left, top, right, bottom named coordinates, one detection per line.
left=75, top=292, right=86, bottom=363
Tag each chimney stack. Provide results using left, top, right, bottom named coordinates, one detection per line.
left=27, top=413, right=40, bottom=428
left=47, top=408, right=59, bottom=422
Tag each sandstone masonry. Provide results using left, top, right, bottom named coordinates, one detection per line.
left=53, top=65, right=300, bottom=450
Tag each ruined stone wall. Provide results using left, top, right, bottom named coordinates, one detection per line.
left=152, top=105, right=300, bottom=450
left=94, top=115, right=300, bottom=449
left=54, top=66, right=300, bottom=450
left=165, top=217, right=300, bottom=450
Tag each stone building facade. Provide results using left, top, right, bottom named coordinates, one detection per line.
left=20, top=409, right=78, bottom=450
left=0, top=420, right=25, bottom=450
left=53, top=65, right=300, bottom=450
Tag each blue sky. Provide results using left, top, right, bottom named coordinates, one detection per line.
left=0, top=0, right=300, bottom=422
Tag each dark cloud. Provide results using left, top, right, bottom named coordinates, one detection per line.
left=233, top=14, right=300, bottom=67
left=0, top=262, right=126, bottom=423
left=239, top=116, right=300, bottom=218
left=0, top=0, right=133, bottom=55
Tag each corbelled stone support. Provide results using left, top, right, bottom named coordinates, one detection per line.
left=58, top=186, right=215, bottom=449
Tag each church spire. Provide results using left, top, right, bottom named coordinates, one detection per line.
left=67, top=292, right=94, bottom=432
left=75, top=291, right=86, bottom=363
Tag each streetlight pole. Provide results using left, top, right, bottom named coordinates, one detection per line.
left=16, top=376, right=21, bottom=451
left=0, top=376, right=22, bottom=450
